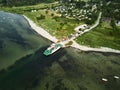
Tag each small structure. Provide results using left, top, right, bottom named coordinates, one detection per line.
left=102, top=17, right=111, bottom=22
left=74, top=24, right=88, bottom=32
left=116, top=21, right=120, bottom=26
left=102, top=78, right=108, bottom=82
left=114, top=76, right=119, bottom=79
left=31, top=10, right=37, bottom=12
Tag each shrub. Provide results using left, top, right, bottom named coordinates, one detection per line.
left=65, top=41, right=73, bottom=46
left=36, top=14, right=45, bottom=20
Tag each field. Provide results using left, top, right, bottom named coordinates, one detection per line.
left=81, top=0, right=90, bottom=2
left=76, top=21, right=120, bottom=50
left=24, top=9, right=83, bottom=40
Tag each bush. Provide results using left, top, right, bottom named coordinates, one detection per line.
left=36, top=14, right=45, bottom=20
left=51, top=13, right=54, bottom=16
left=45, top=10, right=48, bottom=14
left=65, top=41, right=73, bottom=46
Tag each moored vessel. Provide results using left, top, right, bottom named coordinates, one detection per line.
left=44, top=43, right=62, bottom=56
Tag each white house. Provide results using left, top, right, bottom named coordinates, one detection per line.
left=74, top=24, right=88, bottom=32
left=116, top=21, right=120, bottom=26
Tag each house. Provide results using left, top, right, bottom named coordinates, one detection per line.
left=74, top=24, right=88, bottom=32
left=116, top=20, right=120, bottom=26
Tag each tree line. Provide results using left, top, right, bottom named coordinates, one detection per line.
left=0, top=0, right=57, bottom=6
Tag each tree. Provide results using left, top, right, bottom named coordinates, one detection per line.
left=51, top=13, right=54, bottom=16
left=36, top=14, right=45, bottom=20
left=45, top=10, right=48, bottom=14
left=110, top=18, right=117, bottom=31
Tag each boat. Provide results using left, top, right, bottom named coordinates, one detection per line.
left=44, top=43, right=62, bottom=56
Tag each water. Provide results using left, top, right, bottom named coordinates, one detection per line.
left=0, top=11, right=120, bottom=90
left=0, top=11, right=51, bottom=70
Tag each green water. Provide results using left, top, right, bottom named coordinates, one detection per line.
left=0, top=11, right=51, bottom=70
left=0, top=11, right=120, bottom=90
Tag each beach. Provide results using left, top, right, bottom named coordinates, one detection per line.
left=23, top=15, right=58, bottom=43
left=23, top=15, right=120, bottom=54
left=71, top=40, right=120, bottom=53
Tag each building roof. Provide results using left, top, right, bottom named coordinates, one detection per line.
left=74, top=24, right=87, bottom=32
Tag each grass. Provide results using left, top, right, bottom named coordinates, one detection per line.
left=0, top=2, right=83, bottom=40
left=24, top=9, right=83, bottom=40
left=0, top=2, right=58, bottom=14
left=81, top=0, right=90, bottom=2
left=76, top=21, right=120, bottom=50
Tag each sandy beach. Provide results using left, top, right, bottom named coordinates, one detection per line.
left=23, top=15, right=58, bottom=43
left=71, top=40, right=120, bottom=53
left=24, top=15, right=120, bottom=54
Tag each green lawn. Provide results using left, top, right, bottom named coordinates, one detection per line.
left=0, top=2, right=58, bottom=14
left=24, top=9, right=83, bottom=40
left=81, top=0, right=90, bottom=2
left=76, top=22, right=120, bottom=50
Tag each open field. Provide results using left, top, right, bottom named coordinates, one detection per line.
left=0, top=2, right=58, bottom=14
left=81, top=0, right=90, bottom=2
left=76, top=21, right=120, bottom=50
left=24, top=9, right=84, bottom=40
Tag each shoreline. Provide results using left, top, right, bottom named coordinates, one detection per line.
left=23, top=15, right=58, bottom=43
left=23, top=15, right=120, bottom=54
left=71, top=40, right=120, bottom=54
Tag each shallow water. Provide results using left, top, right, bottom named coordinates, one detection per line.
left=0, top=11, right=51, bottom=69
